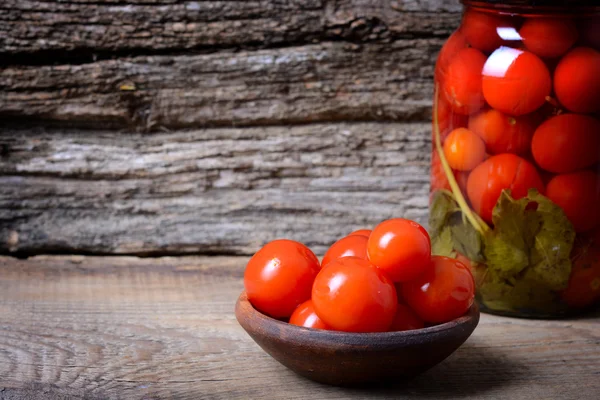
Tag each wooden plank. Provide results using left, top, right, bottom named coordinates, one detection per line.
left=0, top=40, right=439, bottom=129
left=0, top=122, right=431, bottom=256
left=0, top=0, right=460, bottom=55
left=0, top=255, right=598, bottom=400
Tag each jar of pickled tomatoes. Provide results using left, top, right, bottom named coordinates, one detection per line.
left=430, top=0, right=600, bottom=318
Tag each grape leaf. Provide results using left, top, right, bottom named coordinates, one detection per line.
left=483, top=191, right=530, bottom=277
left=432, top=226, right=455, bottom=257
left=429, top=190, right=460, bottom=237
left=478, top=268, right=563, bottom=315
left=524, top=190, right=576, bottom=291
left=482, top=189, right=575, bottom=293
left=448, top=212, right=485, bottom=263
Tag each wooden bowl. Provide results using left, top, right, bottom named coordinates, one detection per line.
left=235, top=291, right=480, bottom=386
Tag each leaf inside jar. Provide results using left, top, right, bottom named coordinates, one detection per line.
left=429, top=188, right=576, bottom=311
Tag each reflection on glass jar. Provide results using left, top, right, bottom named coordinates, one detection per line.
left=430, top=0, right=600, bottom=318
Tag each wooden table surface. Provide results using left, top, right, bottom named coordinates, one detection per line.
left=0, top=255, right=598, bottom=400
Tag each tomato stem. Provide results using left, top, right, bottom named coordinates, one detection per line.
left=433, top=85, right=489, bottom=235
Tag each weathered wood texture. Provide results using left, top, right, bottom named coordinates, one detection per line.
left=0, top=0, right=462, bottom=129
left=1, top=255, right=599, bottom=399
left=0, top=0, right=460, bottom=255
left=0, top=1, right=461, bottom=54
left=0, top=40, right=440, bottom=129
left=0, top=123, right=430, bottom=255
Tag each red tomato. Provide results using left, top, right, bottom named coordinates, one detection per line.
left=468, top=108, right=538, bottom=156
left=554, top=47, right=600, bottom=114
left=455, top=170, right=471, bottom=196
left=546, top=170, right=600, bottom=233
left=321, top=235, right=368, bottom=268
left=531, top=114, right=600, bottom=174
left=348, top=229, right=371, bottom=238
left=367, top=219, right=431, bottom=283
left=455, top=253, right=474, bottom=270
left=560, top=241, right=600, bottom=308
left=244, top=240, right=320, bottom=318
left=289, top=300, right=331, bottom=330
left=435, top=30, right=469, bottom=84
left=461, top=9, right=514, bottom=53
left=434, top=91, right=469, bottom=140
left=482, top=48, right=551, bottom=116
left=443, top=48, right=487, bottom=115
left=467, top=154, right=545, bottom=224
left=443, top=128, right=486, bottom=172
left=389, top=304, right=425, bottom=332
left=402, top=256, right=475, bottom=324
left=312, top=257, right=397, bottom=333
left=430, top=151, right=470, bottom=194
left=520, top=18, right=578, bottom=58
left=431, top=150, right=452, bottom=192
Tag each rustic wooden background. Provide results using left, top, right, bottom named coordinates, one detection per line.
left=0, top=0, right=462, bottom=256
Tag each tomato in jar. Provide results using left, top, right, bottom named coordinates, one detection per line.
left=430, top=1, right=600, bottom=318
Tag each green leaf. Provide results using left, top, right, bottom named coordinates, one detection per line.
left=429, top=187, right=576, bottom=314
left=524, top=190, right=576, bottom=291
left=483, top=191, right=530, bottom=277
left=478, top=269, right=561, bottom=314
left=432, top=226, right=455, bottom=257
left=448, top=212, right=485, bottom=263
left=482, top=189, right=575, bottom=293
left=429, top=190, right=460, bottom=237
left=429, top=190, right=483, bottom=260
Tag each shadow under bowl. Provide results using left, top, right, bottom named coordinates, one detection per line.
left=235, top=291, right=480, bottom=386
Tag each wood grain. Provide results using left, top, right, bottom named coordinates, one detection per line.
left=0, top=255, right=598, bottom=399
left=0, top=40, right=440, bottom=129
left=0, top=0, right=460, bottom=55
left=0, top=0, right=459, bottom=257
left=0, top=122, right=431, bottom=256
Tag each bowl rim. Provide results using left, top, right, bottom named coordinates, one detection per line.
left=236, top=291, right=480, bottom=340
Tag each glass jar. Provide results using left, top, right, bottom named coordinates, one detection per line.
left=430, top=0, right=600, bottom=318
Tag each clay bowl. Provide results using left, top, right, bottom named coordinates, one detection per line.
left=235, top=291, right=480, bottom=386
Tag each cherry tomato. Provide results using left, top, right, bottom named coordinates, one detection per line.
left=244, top=240, right=320, bottom=318
left=443, top=128, right=486, bottom=171
left=443, top=48, right=487, bottom=115
left=402, top=256, right=475, bottom=324
left=468, top=108, right=538, bottom=156
left=289, top=300, right=331, bottom=330
left=520, top=18, right=578, bottom=58
left=467, top=154, right=545, bottom=223
left=431, top=150, right=452, bottom=192
left=461, top=9, right=514, bottom=53
left=455, top=170, right=471, bottom=195
left=435, top=30, right=469, bottom=84
left=531, top=114, right=600, bottom=174
left=554, top=47, right=600, bottom=114
left=348, top=229, right=371, bottom=238
left=430, top=151, right=470, bottom=194
left=546, top=170, right=600, bottom=233
left=312, top=257, right=397, bottom=333
left=434, top=91, right=469, bottom=140
left=389, top=303, right=425, bottom=332
left=367, top=219, right=431, bottom=283
left=560, top=241, right=600, bottom=308
left=321, top=235, right=368, bottom=268
left=482, top=48, right=551, bottom=116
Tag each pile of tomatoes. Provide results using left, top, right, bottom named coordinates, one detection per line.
left=244, top=219, right=475, bottom=333
left=433, top=9, right=600, bottom=232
